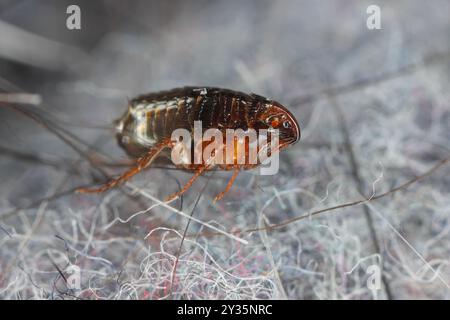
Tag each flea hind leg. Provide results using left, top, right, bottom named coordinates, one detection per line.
left=77, top=139, right=171, bottom=194
left=214, top=167, right=240, bottom=202
left=165, top=165, right=208, bottom=202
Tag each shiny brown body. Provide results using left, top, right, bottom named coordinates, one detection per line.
left=78, top=86, right=300, bottom=201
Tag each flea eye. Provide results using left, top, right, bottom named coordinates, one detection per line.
left=283, top=121, right=291, bottom=128
left=268, top=117, right=280, bottom=128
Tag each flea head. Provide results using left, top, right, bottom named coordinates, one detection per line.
left=257, top=100, right=301, bottom=148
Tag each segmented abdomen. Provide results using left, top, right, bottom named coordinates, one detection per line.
left=128, top=87, right=262, bottom=144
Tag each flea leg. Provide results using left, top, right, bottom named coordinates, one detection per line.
left=165, top=165, right=207, bottom=202
left=214, top=167, right=240, bottom=202
left=77, top=139, right=170, bottom=194
left=165, top=143, right=226, bottom=201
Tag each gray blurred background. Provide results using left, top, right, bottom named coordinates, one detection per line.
left=0, top=0, right=449, bottom=299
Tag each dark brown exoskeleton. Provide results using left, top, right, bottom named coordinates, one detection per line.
left=77, top=87, right=300, bottom=201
